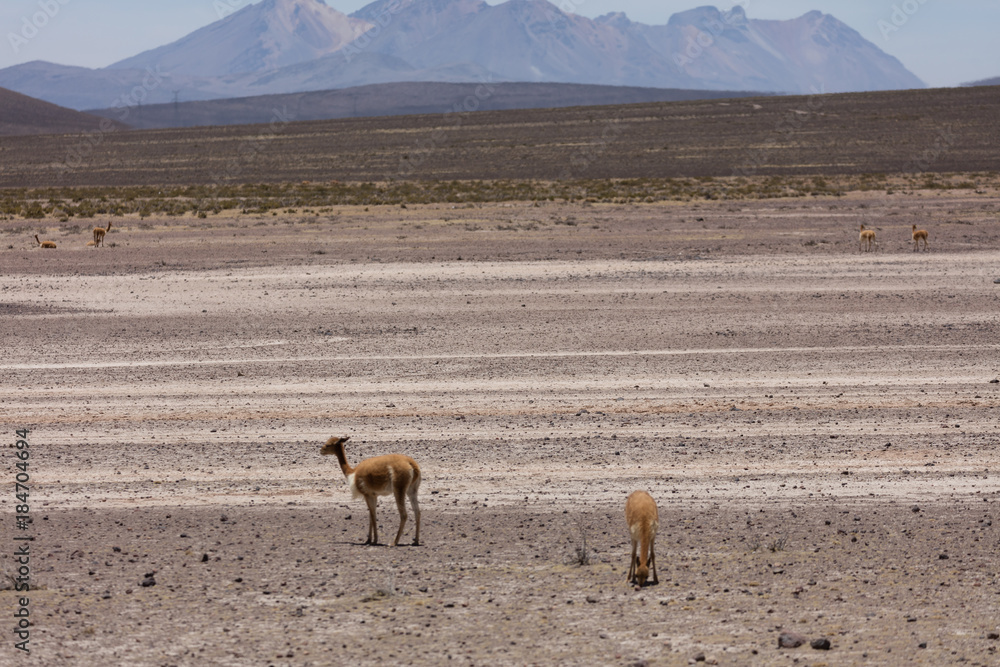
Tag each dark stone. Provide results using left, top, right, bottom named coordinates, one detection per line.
left=778, top=632, right=807, bottom=648
left=810, top=638, right=832, bottom=650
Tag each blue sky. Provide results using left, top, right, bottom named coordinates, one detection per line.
left=1, top=0, right=997, bottom=87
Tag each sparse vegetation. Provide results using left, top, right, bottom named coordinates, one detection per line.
left=768, top=536, right=788, bottom=553
left=0, top=172, right=997, bottom=223
left=567, top=519, right=592, bottom=567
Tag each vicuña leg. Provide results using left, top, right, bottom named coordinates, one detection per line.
left=364, top=494, right=379, bottom=545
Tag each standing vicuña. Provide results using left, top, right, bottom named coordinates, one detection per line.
left=34, top=235, right=56, bottom=249
left=93, top=220, right=111, bottom=247
left=320, top=436, right=421, bottom=546
left=625, top=490, right=659, bottom=587
left=912, top=224, right=929, bottom=252
left=859, top=224, right=877, bottom=252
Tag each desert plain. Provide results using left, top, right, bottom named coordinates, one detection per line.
left=1, top=187, right=999, bottom=667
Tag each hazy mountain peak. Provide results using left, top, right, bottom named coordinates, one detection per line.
left=0, top=0, right=926, bottom=110
left=724, top=5, right=748, bottom=26
left=108, top=0, right=373, bottom=77
left=667, top=5, right=725, bottom=27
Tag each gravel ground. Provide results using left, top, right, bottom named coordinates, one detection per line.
left=2, top=193, right=999, bottom=666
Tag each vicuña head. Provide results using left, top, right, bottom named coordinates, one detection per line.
left=912, top=224, right=929, bottom=252
left=625, top=490, right=659, bottom=588
left=35, top=234, right=56, bottom=249
left=320, top=436, right=421, bottom=547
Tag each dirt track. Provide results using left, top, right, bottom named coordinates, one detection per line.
left=2, top=193, right=1000, bottom=666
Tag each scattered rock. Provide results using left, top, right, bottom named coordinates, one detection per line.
left=778, top=631, right=807, bottom=648
left=586, top=595, right=599, bottom=604
left=911, top=505, right=921, bottom=513
left=987, top=632, right=999, bottom=640
left=140, top=576, right=156, bottom=588
left=811, top=638, right=832, bottom=650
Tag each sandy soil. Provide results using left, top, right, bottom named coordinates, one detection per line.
left=2, top=193, right=999, bottom=666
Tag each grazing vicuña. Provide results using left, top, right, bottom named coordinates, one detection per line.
left=320, top=436, right=421, bottom=546
left=912, top=224, right=929, bottom=252
left=625, top=490, right=659, bottom=587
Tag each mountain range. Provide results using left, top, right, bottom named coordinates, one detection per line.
left=0, top=86, right=126, bottom=136
left=85, top=81, right=765, bottom=130
left=0, top=0, right=925, bottom=112
left=964, top=76, right=1000, bottom=87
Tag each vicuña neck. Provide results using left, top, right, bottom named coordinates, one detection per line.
left=332, top=444, right=354, bottom=476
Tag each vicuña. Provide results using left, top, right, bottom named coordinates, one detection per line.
left=859, top=224, right=877, bottom=252
left=625, top=490, right=659, bottom=587
left=320, top=436, right=421, bottom=546
left=93, top=220, right=111, bottom=247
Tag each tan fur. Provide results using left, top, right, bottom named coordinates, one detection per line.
left=320, top=436, right=421, bottom=546
left=912, top=224, right=929, bottom=252
left=35, top=234, right=56, bottom=249
left=859, top=224, right=877, bottom=252
left=625, top=490, right=659, bottom=587
left=93, top=220, right=111, bottom=247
